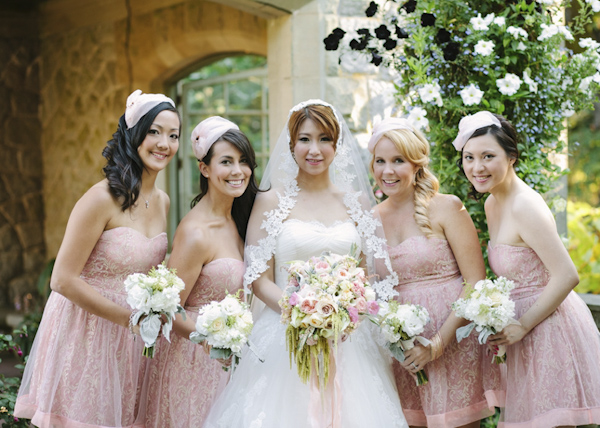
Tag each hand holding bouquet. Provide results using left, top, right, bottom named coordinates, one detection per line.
left=452, top=277, right=517, bottom=363
left=279, top=245, right=379, bottom=387
left=375, top=301, right=431, bottom=386
left=189, top=291, right=259, bottom=372
left=124, top=263, right=186, bottom=358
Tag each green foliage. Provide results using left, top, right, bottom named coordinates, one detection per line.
left=327, top=0, right=600, bottom=245
left=568, top=200, right=600, bottom=294
left=0, top=333, right=29, bottom=428
left=568, top=109, right=600, bottom=206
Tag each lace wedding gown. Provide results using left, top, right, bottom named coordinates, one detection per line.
left=203, top=219, right=408, bottom=428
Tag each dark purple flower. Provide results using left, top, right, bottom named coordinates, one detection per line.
left=443, top=42, right=460, bottom=61
left=375, top=24, right=391, bottom=40
left=421, top=13, right=436, bottom=27
left=371, top=52, right=383, bottom=66
left=323, top=28, right=346, bottom=51
left=436, top=29, right=451, bottom=44
left=384, top=39, right=397, bottom=50
left=365, top=1, right=378, bottom=17
left=395, top=26, right=409, bottom=39
left=401, top=0, right=417, bottom=13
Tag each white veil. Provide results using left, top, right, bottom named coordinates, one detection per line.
left=243, top=99, right=398, bottom=305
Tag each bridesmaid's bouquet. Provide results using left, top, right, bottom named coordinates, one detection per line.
left=189, top=291, right=259, bottom=372
left=124, top=263, right=186, bottom=358
left=373, top=301, right=431, bottom=386
left=279, top=245, right=379, bottom=387
left=452, top=277, right=517, bottom=363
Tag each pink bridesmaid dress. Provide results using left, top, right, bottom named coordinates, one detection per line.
left=488, top=243, right=600, bottom=428
left=142, top=258, right=244, bottom=428
left=388, top=236, right=503, bottom=428
left=14, top=227, right=167, bottom=428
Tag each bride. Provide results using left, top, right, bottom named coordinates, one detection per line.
left=203, top=100, right=408, bottom=428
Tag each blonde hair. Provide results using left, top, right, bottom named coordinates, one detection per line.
left=371, top=128, right=440, bottom=236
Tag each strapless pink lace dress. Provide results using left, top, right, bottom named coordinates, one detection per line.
left=488, top=243, right=600, bottom=428
left=14, top=227, right=167, bottom=428
left=141, top=258, right=244, bottom=428
left=388, top=236, right=503, bottom=428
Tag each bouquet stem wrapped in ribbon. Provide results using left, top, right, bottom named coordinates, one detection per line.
left=373, top=301, right=431, bottom=386
left=124, top=264, right=186, bottom=358
left=279, top=244, right=379, bottom=388
left=452, top=277, right=517, bottom=364
left=189, top=290, right=262, bottom=373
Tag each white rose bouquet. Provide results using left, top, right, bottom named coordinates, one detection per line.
left=279, top=244, right=379, bottom=387
left=452, top=277, right=517, bottom=363
left=124, top=263, right=186, bottom=358
left=374, top=300, right=431, bottom=386
left=189, top=291, right=258, bottom=372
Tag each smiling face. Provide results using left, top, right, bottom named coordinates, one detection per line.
left=292, top=117, right=336, bottom=178
left=461, top=133, right=516, bottom=194
left=137, top=110, right=180, bottom=173
left=200, top=140, right=251, bottom=198
left=372, top=136, right=419, bottom=199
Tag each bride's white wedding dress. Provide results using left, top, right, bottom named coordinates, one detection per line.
left=203, top=219, right=408, bottom=428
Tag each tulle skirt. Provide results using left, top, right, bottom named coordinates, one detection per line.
left=393, top=277, right=503, bottom=428
left=14, top=291, right=146, bottom=428
left=202, top=308, right=408, bottom=428
left=140, top=309, right=229, bottom=428
left=499, top=290, right=600, bottom=428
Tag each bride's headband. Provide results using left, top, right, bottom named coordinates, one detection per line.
left=367, top=117, right=414, bottom=153
left=191, top=116, right=240, bottom=160
left=286, top=99, right=343, bottom=149
left=452, top=111, right=501, bottom=151
left=124, top=89, right=176, bottom=129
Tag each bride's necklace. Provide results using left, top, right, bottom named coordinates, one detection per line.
left=140, top=188, right=154, bottom=209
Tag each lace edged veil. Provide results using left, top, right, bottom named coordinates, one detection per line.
left=243, top=99, right=398, bottom=307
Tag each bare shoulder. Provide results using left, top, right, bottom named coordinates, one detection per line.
left=429, top=193, right=464, bottom=214
left=253, top=187, right=281, bottom=212
left=74, top=180, right=120, bottom=222
left=511, top=186, right=551, bottom=218
left=172, top=212, right=211, bottom=255
left=156, top=188, right=171, bottom=215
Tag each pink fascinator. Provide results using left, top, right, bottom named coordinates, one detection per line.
left=191, top=116, right=240, bottom=160
left=368, top=117, right=414, bottom=153
left=124, top=89, right=175, bottom=129
left=452, top=111, right=501, bottom=151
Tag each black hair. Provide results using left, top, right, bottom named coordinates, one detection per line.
left=191, top=129, right=260, bottom=240
left=102, top=102, right=181, bottom=211
left=457, top=113, right=519, bottom=200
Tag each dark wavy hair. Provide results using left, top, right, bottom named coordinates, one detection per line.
left=102, top=102, right=181, bottom=211
left=191, top=129, right=260, bottom=240
left=457, top=113, right=520, bottom=200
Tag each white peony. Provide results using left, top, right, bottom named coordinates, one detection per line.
left=507, top=26, right=528, bottom=40
left=470, top=13, right=495, bottom=31
left=408, top=106, right=429, bottom=129
left=418, top=82, right=443, bottom=107
left=474, top=40, right=495, bottom=56
left=496, top=73, right=522, bottom=96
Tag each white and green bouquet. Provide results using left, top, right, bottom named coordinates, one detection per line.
left=124, top=263, right=186, bottom=358
left=452, top=276, right=517, bottom=363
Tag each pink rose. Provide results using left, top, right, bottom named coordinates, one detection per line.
left=316, top=300, right=337, bottom=316
left=355, top=297, right=368, bottom=313
left=353, top=283, right=365, bottom=297
left=289, top=292, right=300, bottom=306
left=315, top=261, right=331, bottom=271
left=367, top=300, right=380, bottom=315
left=348, top=306, right=359, bottom=323
left=300, top=298, right=317, bottom=314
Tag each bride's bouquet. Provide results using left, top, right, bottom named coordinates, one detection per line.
left=124, top=263, right=186, bottom=358
left=279, top=245, right=379, bottom=386
left=189, top=291, right=258, bottom=372
left=374, top=301, right=431, bottom=386
left=452, top=277, right=517, bottom=363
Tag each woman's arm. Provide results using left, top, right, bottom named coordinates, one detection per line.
left=50, top=185, right=133, bottom=328
left=489, top=192, right=578, bottom=346
left=245, top=190, right=283, bottom=313
left=403, top=195, right=486, bottom=372
left=167, top=222, right=209, bottom=339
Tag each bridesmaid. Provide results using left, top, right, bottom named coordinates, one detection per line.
left=141, top=117, right=260, bottom=427
left=455, top=111, right=600, bottom=428
left=14, top=89, right=180, bottom=427
left=369, top=118, right=502, bottom=428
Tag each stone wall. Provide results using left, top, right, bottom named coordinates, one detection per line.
left=0, top=21, right=45, bottom=310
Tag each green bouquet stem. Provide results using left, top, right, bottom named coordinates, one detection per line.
left=143, top=345, right=155, bottom=358
left=416, top=369, right=428, bottom=386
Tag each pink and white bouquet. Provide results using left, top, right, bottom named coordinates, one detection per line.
left=375, top=300, right=431, bottom=386
left=279, top=245, right=379, bottom=386
left=124, top=263, right=186, bottom=358
left=189, top=291, right=260, bottom=372
left=452, top=277, right=517, bottom=363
